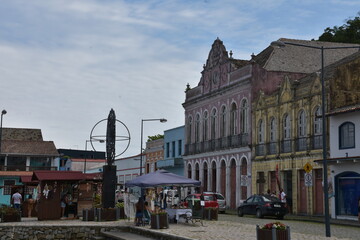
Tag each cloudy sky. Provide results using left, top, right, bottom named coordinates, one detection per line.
left=0, top=0, right=359, bottom=157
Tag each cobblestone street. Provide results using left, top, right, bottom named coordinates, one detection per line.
left=133, top=214, right=360, bottom=240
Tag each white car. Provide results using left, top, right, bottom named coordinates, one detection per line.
left=204, top=192, right=226, bottom=213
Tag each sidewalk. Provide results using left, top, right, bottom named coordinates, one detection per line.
left=225, top=209, right=360, bottom=228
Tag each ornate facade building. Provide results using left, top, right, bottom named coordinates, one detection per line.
left=183, top=38, right=359, bottom=212
left=183, top=38, right=252, bottom=209
left=252, top=40, right=359, bottom=215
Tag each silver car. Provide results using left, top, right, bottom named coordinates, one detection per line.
left=204, top=192, right=226, bottom=213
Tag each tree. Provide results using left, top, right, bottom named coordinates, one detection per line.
left=318, top=12, right=360, bottom=44
left=147, top=134, right=164, bottom=142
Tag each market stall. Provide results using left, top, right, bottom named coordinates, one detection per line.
left=31, top=170, right=85, bottom=220
left=125, top=170, right=201, bottom=227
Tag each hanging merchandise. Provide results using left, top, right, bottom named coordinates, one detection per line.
left=43, top=184, right=49, bottom=199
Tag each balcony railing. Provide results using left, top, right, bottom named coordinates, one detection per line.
left=312, top=135, right=323, bottom=149
left=255, top=144, right=265, bottom=156
left=0, top=165, right=58, bottom=171
left=184, top=133, right=249, bottom=156
left=295, top=137, right=308, bottom=151
left=281, top=139, right=292, bottom=153
left=267, top=142, right=277, bottom=155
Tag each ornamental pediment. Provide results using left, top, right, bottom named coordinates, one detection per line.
left=279, top=75, right=292, bottom=103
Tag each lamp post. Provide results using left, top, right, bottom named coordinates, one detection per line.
left=271, top=40, right=359, bottom=237
left=84, top=139, right=104, bottom=173
left=138, top=118, right=167, bottom=226
left=139, top=118, right=167, bottom=175
left=0, top=110, right=7, bottom=155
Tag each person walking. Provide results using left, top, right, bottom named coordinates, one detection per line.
left=12, top=189, right=22, bottom=210
left=27, top=194, right=35, bottom=217
left=280, top=189, right=286, bottom=203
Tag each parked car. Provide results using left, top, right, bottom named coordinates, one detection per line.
left=237, top=194, right=288, bottom=219
left=204, top=192, right=226, bottom=213
left=181, top=193, right=219, bottom=209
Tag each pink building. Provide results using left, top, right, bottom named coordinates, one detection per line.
left=183, top=38, right=252, bottom=209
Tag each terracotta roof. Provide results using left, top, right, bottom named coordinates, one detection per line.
left=254, top=38, right=360, bottom=73
left=0, top=171, right=33, bottom=177
left=2, top=128, right=43, bottom=141
left=20, top=175, right=39, bottom=184
left=327, top=104, right=360, bottom=116
left=84, top=172, right=103, bottom=181
left=32, top=170, right=85, bottom=181
left=70, top=158, right=106, bottom=163
left=1, top=140, right=59, bottom=156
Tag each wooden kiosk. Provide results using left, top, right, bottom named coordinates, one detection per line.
left=31, top=171, right=85, bottom=220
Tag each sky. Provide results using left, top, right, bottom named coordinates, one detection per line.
left=0, top=0, right=359, bottom=158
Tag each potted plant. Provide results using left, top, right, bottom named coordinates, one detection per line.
left=203, top=207, right=218, bottom=220
left=115, top=202, right=126, bottom=219
left=256, top=222, right=290, bottom=240
left=0, top=205, right=21, bottom=222
left=150, top=210, right=169, bottom=229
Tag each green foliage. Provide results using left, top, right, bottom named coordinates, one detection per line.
left=93, top=194, right=102, bottom=208
left=115, top=202, right=124, bottom=208
left=147, top=134, right=164, bottom=142
left=318, top=12, right=360, bottom=44
left=0, top=205, right=19, bottom=215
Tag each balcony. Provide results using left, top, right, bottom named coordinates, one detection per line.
left=184, top=133, right=249, bottom=156
left=255, top=144, right=265, bottom=156
left=295, top=137, right=308, bottom=151
left=267, top=142, right=277, bottom=155
left=0, top=165, right=58, bottom=171
left=281, top=139, right=292, bottom=153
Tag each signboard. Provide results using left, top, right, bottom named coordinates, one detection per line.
left=240, top=175, right=248, bottom=186
left=304, top=172, right=313, bottom=187
left=303, top=162, right=313, bottom=173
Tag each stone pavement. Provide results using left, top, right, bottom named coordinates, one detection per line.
left=4, top=214, right=360, bottom=240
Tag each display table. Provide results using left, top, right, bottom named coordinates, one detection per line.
left=166, top=208, right=192, bottom=223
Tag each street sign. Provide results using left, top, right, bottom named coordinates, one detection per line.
left=305, top=172, right=313, bottom=187
left=304, top=162, right=313, bottom=173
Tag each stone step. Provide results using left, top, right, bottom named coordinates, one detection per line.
left=101, top=231, right=156, bottom=240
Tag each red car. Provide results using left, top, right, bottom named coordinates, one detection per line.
left=181, top=193, right=219, bottom=209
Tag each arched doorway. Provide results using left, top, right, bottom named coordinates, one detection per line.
left=187, top=163, right=192, bottom=178
left=241, top=158, right=247, bottom=199
left=335, top=171, right=360, bottom=216
left=230, top=159, right=236, bottom=209
left=195, top=163, right=200, bottom=193
left=203, top=161, right=208, bottom=192
left=211, top=161, right=217, bottom=192
left=220, top=160, right=226, bottom=198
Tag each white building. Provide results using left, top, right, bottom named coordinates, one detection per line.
left=327, top=105, right=360, bottom=220
left=114, top=153, right=144, bottom=192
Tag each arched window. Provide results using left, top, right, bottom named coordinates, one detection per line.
left=187, top=116, right=193, bottom=144
left=314, top=107, right=322, bottom=135
left=240, top=99, right=248, bottom=133
left=258, top=119, right=264, bottom=143
left=298, top=110, right=306, bottom=137
left=195, top=114, right=201, bottom=143
left=203, top=111, right=209, bottom=141
left=230, top=103, right=237, bottom=135
left=270, top=117, right=277, bottom=142
left=220, top=106, right=226, bottom=137
left=339, top=122, right=355, bottom=149
left=211, top=109, right=217, bottom=139
left=283, top=114, right=291, bottom=139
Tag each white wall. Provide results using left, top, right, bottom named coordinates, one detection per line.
left=329, top=111, right=360, bottom=158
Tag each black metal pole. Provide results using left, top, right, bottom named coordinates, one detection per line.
left=0, top=110, right=6, bottom=155
left=140, top=120, right=144, bottom=176
left=84, top=140, right=88, bottom=173
left=321, top=46, right=331, bottom=237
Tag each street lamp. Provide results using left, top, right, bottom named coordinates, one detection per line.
left=139, top=118, right=167, bottom=176
left=271, top=40, right=359, bottom=237
left=0, top=110, right=7, bottom=154
left=84, top=139, right=105, bottom=173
